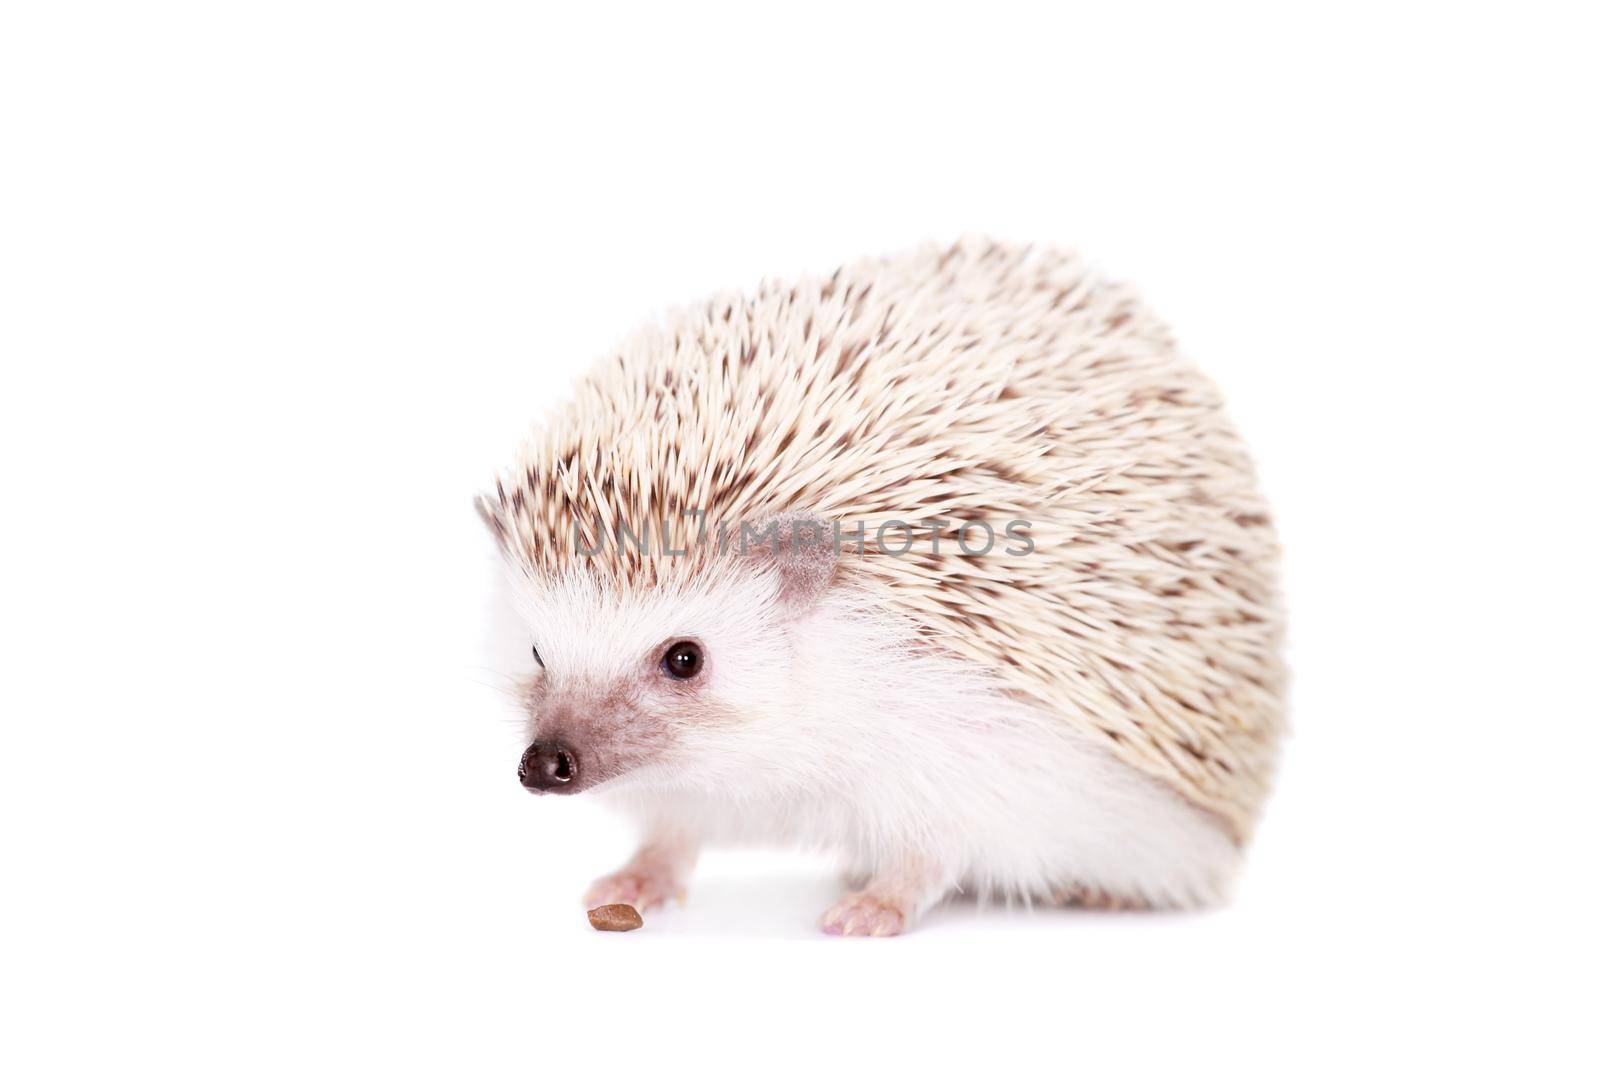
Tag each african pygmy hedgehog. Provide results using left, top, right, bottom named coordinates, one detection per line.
left=478, top=238, right=1285, bottom=935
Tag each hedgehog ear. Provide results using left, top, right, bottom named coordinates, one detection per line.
left=747, top=512, right=836, bottom=613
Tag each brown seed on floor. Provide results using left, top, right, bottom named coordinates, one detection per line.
left=587, top=903, right=644, bottom=931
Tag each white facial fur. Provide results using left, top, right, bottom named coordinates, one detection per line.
left=507, top=562, right=803, bottom=788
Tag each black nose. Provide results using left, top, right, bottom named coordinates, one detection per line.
left=518, top=739, right=580, bottom=794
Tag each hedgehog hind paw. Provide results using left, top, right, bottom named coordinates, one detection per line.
left=1049, top=883, right=1152, bottom=911
left=819, top=891, right=907, bottom=937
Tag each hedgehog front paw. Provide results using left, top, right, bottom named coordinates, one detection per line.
left=583, top=867, right=685, bottom=912
left=819, top=891, right=906, bottom=937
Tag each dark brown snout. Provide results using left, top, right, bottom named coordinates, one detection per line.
left=518, top=738, right=581, bottom=794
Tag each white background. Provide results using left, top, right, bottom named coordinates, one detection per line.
left=3, top=2, right=1597, bottom=1063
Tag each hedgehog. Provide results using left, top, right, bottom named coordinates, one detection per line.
left=478, top=238, right=1285, bottom=936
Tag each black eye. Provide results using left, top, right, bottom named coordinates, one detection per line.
left=531, top=643, right=544, bottom=668
left=662, top=640, right=702, bottom=680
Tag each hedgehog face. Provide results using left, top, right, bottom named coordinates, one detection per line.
left=506, top=527, right=837, bottom=796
